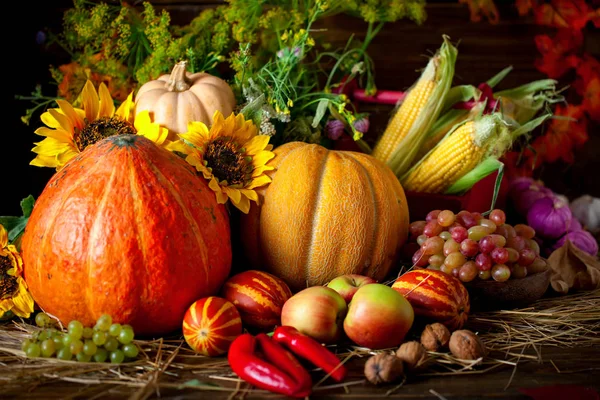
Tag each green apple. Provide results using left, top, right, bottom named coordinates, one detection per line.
left=280, top=286, right=347, bottom=344
left=343, top=283, right=414, bottom=349
left=326, top=274, right=376, bottom=303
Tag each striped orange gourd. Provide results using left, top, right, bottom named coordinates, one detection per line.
left=182, top=296, right=243, bottom=357
left=239, top=141, right=410, bottom=292
left=221, top=270, right=293, bottom=331
left=392, top=269, right=470, bottom=331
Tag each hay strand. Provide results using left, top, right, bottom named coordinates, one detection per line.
left=0, top=288, right=599, bottom=397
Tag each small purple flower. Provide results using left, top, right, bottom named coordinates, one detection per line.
left=277, top=46, right=302, bottom=59
left=353, top=118, right=370, bottom=134
left=325, top=119, right=345, bottom=140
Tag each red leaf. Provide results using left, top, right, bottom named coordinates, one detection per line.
left=519, top=384, right=600, bottom=400
left=534, top=0, right=593, bottom=29
left=534, top=29, right=583, bottom=78
left=580, top=75, right=600, bottom=121
left=576, top=54, right=600, bottom=82
left=540, top=104, right=589, bottom=163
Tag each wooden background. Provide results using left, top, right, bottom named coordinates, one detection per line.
left=4, top=0, right=600, bottom=216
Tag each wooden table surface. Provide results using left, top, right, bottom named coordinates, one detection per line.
left=1, top=343, right=599, bottom=399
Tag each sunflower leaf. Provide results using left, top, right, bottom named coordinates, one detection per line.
left=0, top=195, right=35, bottom=245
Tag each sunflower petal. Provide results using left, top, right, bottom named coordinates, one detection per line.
left=9, top=279, right=34, bottom=318
left=251, top=164, right=275, bottom=177
left=239, top=188, right=259, bottom=202
left=135, top=111, right=169, bottom=145
left=209, top=178, right=229, bottom=204
left=57, top=149, right=80, bottom=166
left=34, top=127, right=73, bottom=143
left=0, top=225, right=7, bottom=248
left=40, top=109, right=63, bottom=129
left=246, top=174, right=271, bottom=190
left=252, top=150, right=276, bottom=167
left=48, top=108, right=74, bottom=135
left=0, top=299, right=13, bottom=316
left=81, top=80, right=100, bottom=122
left=30, top=154, right=60, bottom=169
left=224, top=186, right=242, bottom=204
left=56, top=99, right=85, bottom=130
left=115, top=92, right=135, bottom=122
left=232, top=194, right=251, bottom=214
left=98, top=82, right=116, bottom=118
left=166, top=140, right=192, bottom=154
left=244, top=135, right=271, bottom=155
left=32, top=137, right=74, bottom=156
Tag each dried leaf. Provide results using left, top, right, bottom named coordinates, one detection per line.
left=547, top=239, right=600, bottom=294
left=459, top=0, right=500, bottom=24
left=515, top=0, right=536, bottom=16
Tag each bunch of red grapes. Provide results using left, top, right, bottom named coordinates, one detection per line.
left=406, top=209, right=548, bottom=283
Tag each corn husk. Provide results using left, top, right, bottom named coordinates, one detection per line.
left=383, top=35, right=458, bottom=178
left=415, top=66, right=514, bottom=161
left=446, top=112, right=553, bottom=195
left=495, top=79, right=563, bottom=125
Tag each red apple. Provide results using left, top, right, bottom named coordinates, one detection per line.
left=343, top=283, right=414, bottom=350
left=326, top=274, right=376, bottom=303
left=280, top=286, right=347, bottom=344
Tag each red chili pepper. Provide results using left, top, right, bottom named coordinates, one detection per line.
left=227, top=333, right=312, bottom=398
left=273, top=326, right=348, bottom=382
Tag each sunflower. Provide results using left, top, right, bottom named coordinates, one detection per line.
left=0, top=225, right=34, bottom=318
left=174, top=110, right=275, bottom=214
left=31, top=80, right=169, bottom=170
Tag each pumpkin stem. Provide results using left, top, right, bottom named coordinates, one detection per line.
left=166, top=61, right=191, bottom=92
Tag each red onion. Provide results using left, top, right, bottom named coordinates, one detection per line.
left=567, top=217, right=582, bottom=232
left=512, top=182, right=554, bottom=216
left=553, top=230, right=599, bottom=256
left=526, top=196, right=573, bottom=239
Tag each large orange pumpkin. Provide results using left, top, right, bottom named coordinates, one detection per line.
left=21, top=135, right=232, bottom=335
left=239, top=141, right=410, bottom=292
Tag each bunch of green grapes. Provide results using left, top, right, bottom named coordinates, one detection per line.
left=22, top=313, right=140, bottom=363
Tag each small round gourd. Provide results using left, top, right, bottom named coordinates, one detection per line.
left=239, top=141, right=410, bottom=292
left=134, top=61, right=236, bottom=140
left=21, top=134, right=232, bottom=335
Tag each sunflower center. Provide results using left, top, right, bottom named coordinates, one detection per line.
left=204, top=138, right=248, bottom=185
left=0, top=255, right=17, bottom=300
left=74, top=116, right=136, bottom=152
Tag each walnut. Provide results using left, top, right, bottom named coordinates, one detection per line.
left=364, top=353, right=404, bottom=385
left=420, top=323, right=451, bottom=352
left=395, top=341, right=429, bottom=372
left=449, top=329, right=487, bottom=360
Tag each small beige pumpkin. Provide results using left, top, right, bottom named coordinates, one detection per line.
left=134, top=61, right=236, bottom=140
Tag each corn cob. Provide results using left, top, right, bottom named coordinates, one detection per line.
left=371, top=69, right=437, bottom=162
left=401, top=115, right=505, bottom=194
left=371, top=36, right=458, bottom=178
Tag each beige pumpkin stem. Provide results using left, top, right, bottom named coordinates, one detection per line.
left=166, top=61, right=191, bottom=92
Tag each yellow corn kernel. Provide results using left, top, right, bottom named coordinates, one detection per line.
left=371, top=77, right=437, bottom=163
left=402, top=121, right=487, bottom=194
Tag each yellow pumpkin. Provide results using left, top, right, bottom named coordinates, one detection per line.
left=134, top=61, right=236, bottom=141
left=239, top=141, right=410, bottom=292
